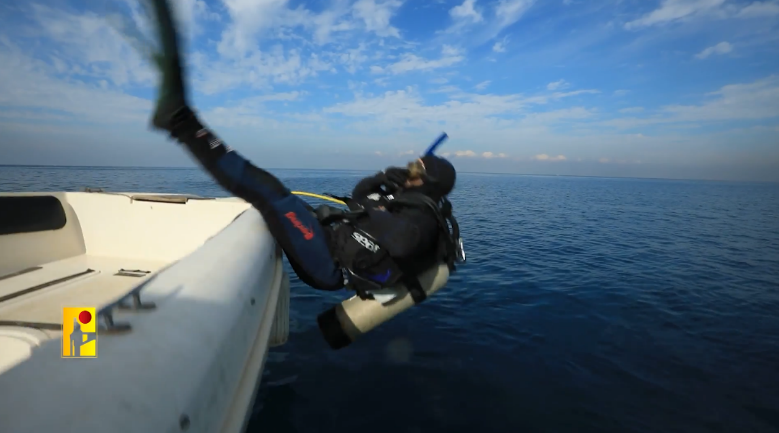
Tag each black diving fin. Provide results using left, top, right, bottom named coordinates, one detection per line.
left=138, top=0, right=190, bottom=132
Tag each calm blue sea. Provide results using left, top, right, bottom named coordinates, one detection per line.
left=2, top=165, right=779, bottom=433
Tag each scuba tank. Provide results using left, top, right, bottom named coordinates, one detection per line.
left=317, top=263, right=451, bottom=349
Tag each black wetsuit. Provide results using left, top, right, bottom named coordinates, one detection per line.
left=161, top=107, right=441, bottom=292
left=324, top=172, right=443, bottom=288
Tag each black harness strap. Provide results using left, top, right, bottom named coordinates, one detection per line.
left=402, top=275, right=428, bottom=304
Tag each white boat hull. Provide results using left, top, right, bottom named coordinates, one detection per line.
left=0, top=191, right=290, bottom=433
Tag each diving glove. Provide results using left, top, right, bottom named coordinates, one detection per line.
left=383, top=167, right=411, bottom=191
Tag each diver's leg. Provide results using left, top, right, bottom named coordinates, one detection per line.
left=162, top=106, right=343, bottom=291
left=142, top=0, right=341, bottom=290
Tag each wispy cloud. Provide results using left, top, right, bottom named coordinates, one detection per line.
left=662, top=75, right=779, bottom=122
left=450, top=0, right=483, bottom=23
left=481, top=151, right=509, bottom=158
left=352, top=0, right=404, bottom=38
left=492, top=36, right=509, bottom=52
left=625, top=0, right=779, bottom=29
left=695, top=41, right=733, bottom=59
left=532, top=154, right=567, bottom=161
left=371, top=45, right=464, bottom=75
left=439, top=150, right=509, bottom=159
left=0, top=36, right=150, bottom=124
left=736, top=1, right=779, bottom=18
left=599, top=75, right=779, bottom=130
left=493, top=0, right=537, bottom=35
left=547, top=79, right=569, bottom=91
left=441, top=0, right=535, bottom=45
left=323, top=85, right=600, bottom=129
left=475, top=80, right=491, bottom=90
left=624, top=0, right=727, bottom=29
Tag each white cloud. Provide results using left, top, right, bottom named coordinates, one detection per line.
left=619, top=107, right=645, bottom=113
left=339, top=44, right=370, bottom=74
left=492, top=40, right=507, bottom=52
left=454, top=150, right=477, bottom=157
left=475, top=80, right=491, bottom=90
left=547, top=79, right=569, bottom=91
left=352, top=0, right=404, bottom=38
left=662, top=75, right=779, bottom=121
left=216, top=0, right=301, bottom=57
left=450, top=0, right=483, bottom=23
left=372, top=45, right=464, bottom=74
left=0, top=37, right=151, bottom=125
left=695, top=41, right=733, bottom=59
left=481, top=151, right=509, bottom=158
left=430, top=85, right=462, bottom=93
left=599, top=76, right=779, bottom=131
left=176, top=0, right=402, bottom=89
left=625, top=0, right=726, bottom=29
left=736, top=1, right=779, bottom=18
left=614, top=89, right=630, bottom=97
left=29, top=4, right=154, bottom=87
left=442, top=45, right=461, bottom=57
left=494, top=0, right=537, bottom=33
left=533, top=154, right=567, bottom=161
left=203, top=91, right=307, bottom=126
left=323, top=86, right=598, bottom=129
left=193, top=48, right=335, bottom=95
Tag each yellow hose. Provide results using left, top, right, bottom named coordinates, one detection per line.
left=292, top=191, right=346, bottom=206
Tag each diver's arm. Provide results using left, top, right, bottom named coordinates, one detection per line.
left=351, top=172, right=388, bottom=201
left=352, top=168, right=411, bottom=201
left=362, top=208, right=438, bottom=259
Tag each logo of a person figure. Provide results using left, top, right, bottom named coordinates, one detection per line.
left=69, top=310, right=96, bottom=357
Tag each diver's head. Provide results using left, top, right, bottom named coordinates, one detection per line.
left=402, top=155, right=456, bottom=200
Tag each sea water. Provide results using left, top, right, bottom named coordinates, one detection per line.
left=2, top=165, right=778, bottom=433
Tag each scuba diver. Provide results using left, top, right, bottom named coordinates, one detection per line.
left=143, top=0, right=464, bottom=348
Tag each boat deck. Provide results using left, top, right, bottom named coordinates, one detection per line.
left=0, top=254, right=167, bottom=338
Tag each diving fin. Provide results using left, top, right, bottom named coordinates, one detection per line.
left=142, top=0, right=190, bottom=132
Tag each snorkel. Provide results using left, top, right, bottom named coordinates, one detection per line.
left=424, top=132, right=448, bottom=157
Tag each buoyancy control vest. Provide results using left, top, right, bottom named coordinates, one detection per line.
left=316, top=190, right=465, bottom=304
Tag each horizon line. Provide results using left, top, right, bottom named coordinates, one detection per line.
left=0, top=164, right=776, bottom=184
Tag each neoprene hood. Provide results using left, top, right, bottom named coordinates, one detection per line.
left=419, top=155, right=456, bottom=199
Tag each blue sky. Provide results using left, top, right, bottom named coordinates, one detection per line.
left=0, top=0, right=778, bottom=181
